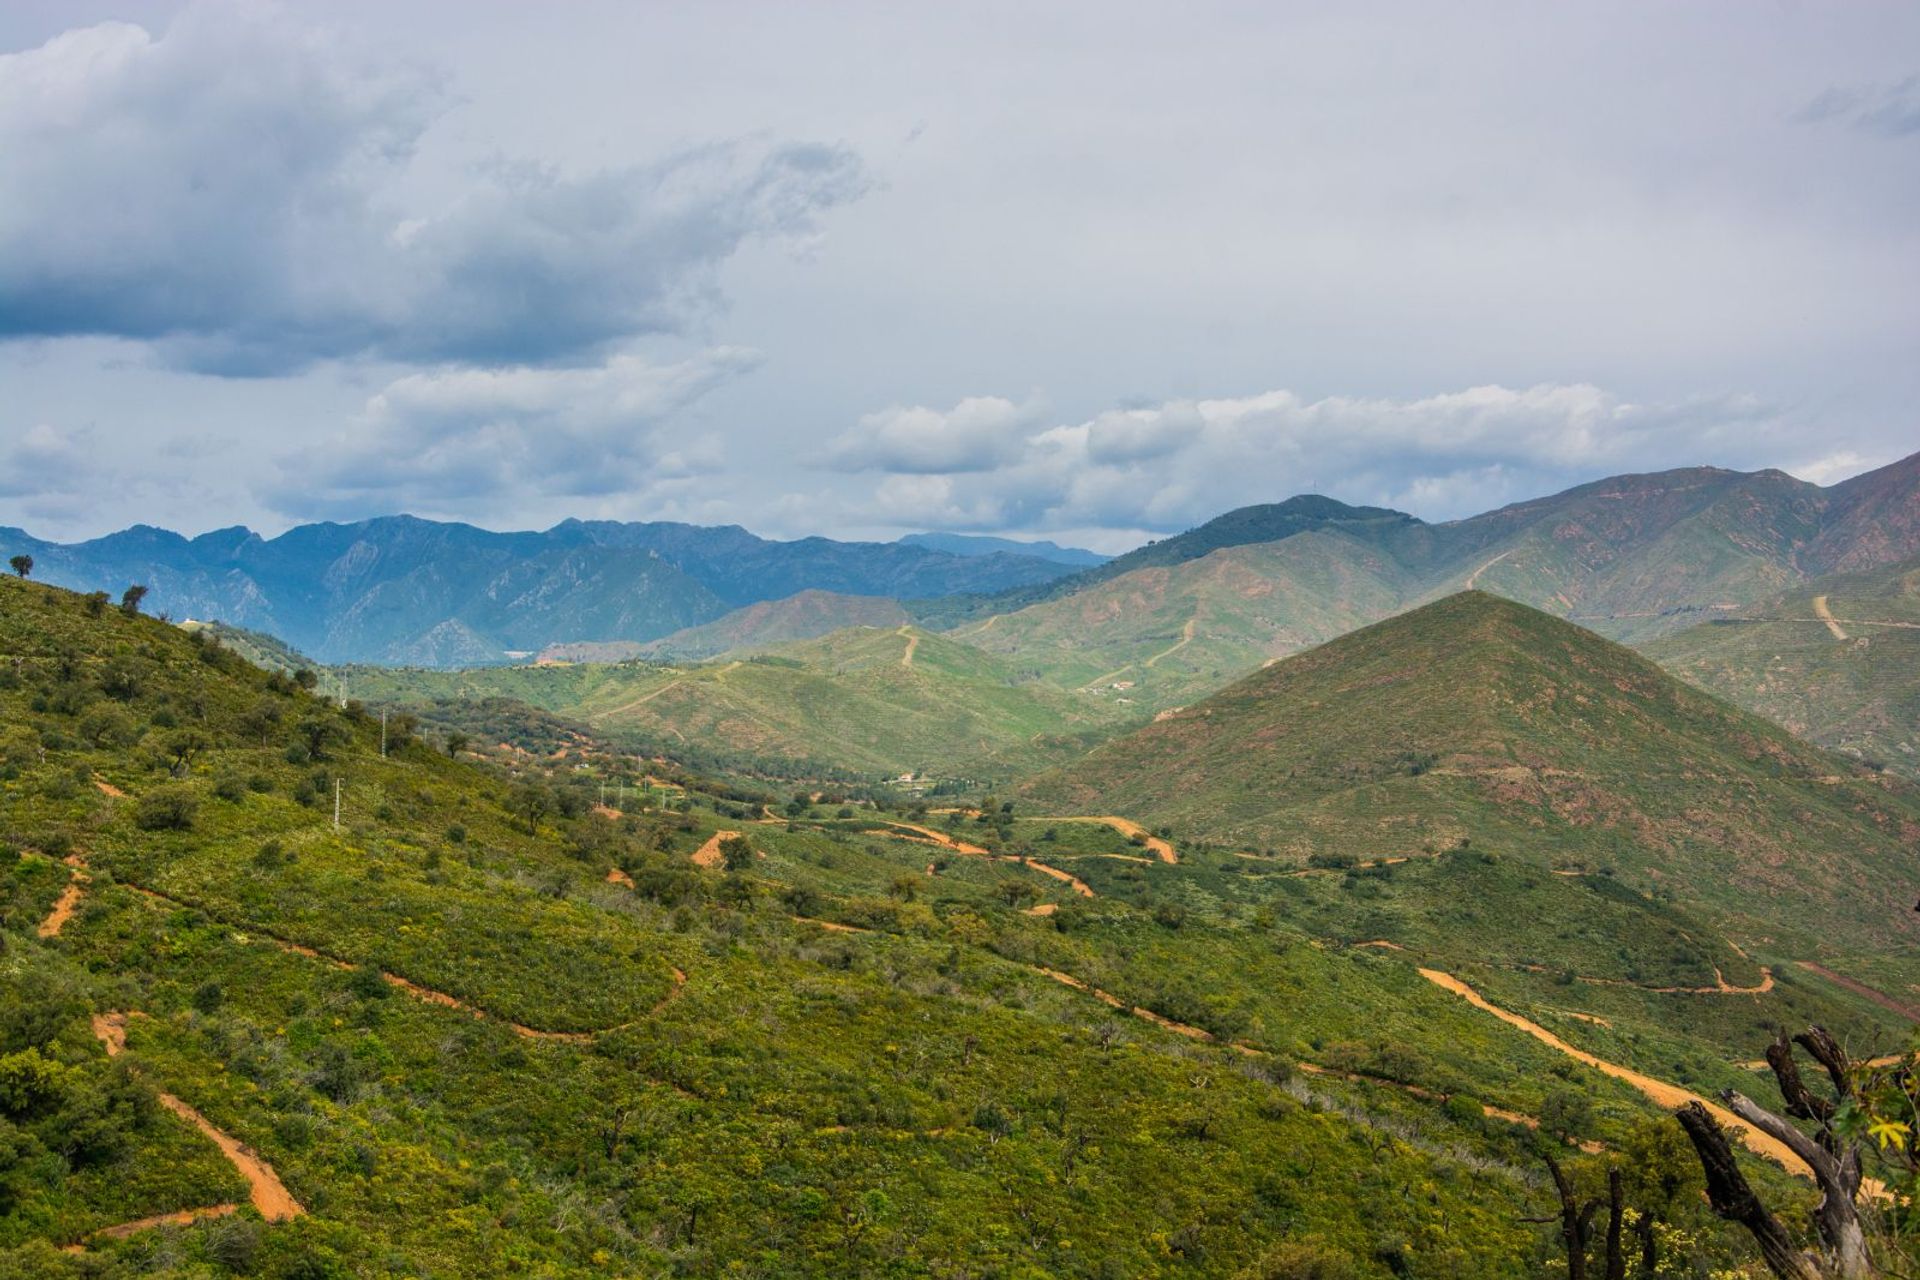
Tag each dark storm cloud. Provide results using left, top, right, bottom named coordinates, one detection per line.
left=0, top=5, right=866, bottom=375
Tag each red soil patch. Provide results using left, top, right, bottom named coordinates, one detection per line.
left=92, top=778, right=126, bottom=798
left=37, top=854, right=90, bottom=939
left=691, top=830, right=742, bottom=868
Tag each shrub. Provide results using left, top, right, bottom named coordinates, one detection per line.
left=133, top=786, right=197, bottom=831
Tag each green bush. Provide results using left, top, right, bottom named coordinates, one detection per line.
left=133, top=786, right=198, bottom=831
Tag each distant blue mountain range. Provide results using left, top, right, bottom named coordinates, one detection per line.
left=0, top=516, right=1080, bottom=666
left=896, top=532, right=1110, bottom=567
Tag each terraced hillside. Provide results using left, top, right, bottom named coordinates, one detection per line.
left=1647, top=555, right=1920, bottom=779
left=347, top=624, right=1142, bottom=780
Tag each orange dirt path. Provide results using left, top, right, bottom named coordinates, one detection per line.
left=37, top=853, right=90, bottom=938
left=1812, top=595, right=1848, bottom=641
left=605, top=866, right=635, bottom=887
left=91, top=1014, right=304, bottom=1221
left=1416, top=969, right=1809, bottom=1178
left=1053, top=815, right=1177, bottom=863
left=897, top=625, right=919, bottom=668
left=93, top=778, right=126, bottom=798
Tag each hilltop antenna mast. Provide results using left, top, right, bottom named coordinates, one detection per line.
left=380, top=710, right=387, bottom=758
left=333, top=777, right=342, bottom=832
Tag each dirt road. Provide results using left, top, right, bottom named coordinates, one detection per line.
left=1054, top=815, right=1177, bottom=863
left=1813, top=595, right=1848, bottom=640
left=1416, top=969, right=1808, bottom=1177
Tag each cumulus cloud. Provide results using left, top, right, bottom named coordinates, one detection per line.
left=829, top=396, right=1043, bottom=473
left=836, top=383, right=1801, bottom=533
left=265, top=347, right=756, bottom=520
left=0, top=3, right=866, bottom=374
left=1799, top=75, right=1920, bottom=139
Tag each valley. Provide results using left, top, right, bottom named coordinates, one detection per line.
left=4, top=454, right=1919, bottom=1277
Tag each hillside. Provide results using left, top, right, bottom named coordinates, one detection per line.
left=1023, top=592, right=1920, bottom=973
left=1647, top=554, right=1920, bottom=778
left=5, top=575, right=1911, bottom=1276
left=936, top=454, right=1920, bottom=716
left=961, top=530, right=1420, bottom=711
left=0, top=516, right=1078, bottom=666
left=631, top=590, right=911, bottom=661
left=349, top=625, right=1141, bottom=780
left=0, top=575, right=1689, bottom=1276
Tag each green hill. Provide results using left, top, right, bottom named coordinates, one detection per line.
left=347, top=625, right=1140, bottom=780
left=1646, top=555, right=1920, bottom=778
left=633, top=590, right=911, bottom=661
left=2, top=574, right=1910, bottom=1276
left=1023, top=592, right=1920, bottom=977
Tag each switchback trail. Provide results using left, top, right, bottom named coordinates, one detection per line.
left=91, top=1013, right=304, bottom=1221
left=1048, top=814, right=1177, bottom=863
left=875, top=822, right=1093, bottom=896
left=111, top=876, right=686, bottom=1042
left=1032, top=965, right=1595, bottom=1143
left=1416, top=968, right=1809, bottom=1177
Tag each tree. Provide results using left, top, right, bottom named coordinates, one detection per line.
left=6, top=556, right=28, bottom=579
left=718, top=834, right=755, bottom=872
left=119, top=584, right=149, bottom=616
left=444, top=731, right=470, bottom=758
left=1672, top=1025, right=1874, bottom=1279
left=510, top=782, right=551, bottom=834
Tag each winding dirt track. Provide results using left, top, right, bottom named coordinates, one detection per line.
left=1465, top=550, right=1512, bottom=589
left=1812, top=595, right=1848, bottom=641
left=91, top=1013, right=304, bottom=1221
left=897, top=625, right=919, bottom=668
left=1144, top=617, right=1196, bottom=668
left=1416, top=969, right=1809, bottom=1177
left=37, top=854, right=89, bottom=938
left=875, top=822, right=1094, bottom=896
left=1050, top=815, right=1177, bottom=863
left=1032, top=965, right=1598, bottom=1143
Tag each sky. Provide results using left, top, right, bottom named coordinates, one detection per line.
left=1, top=1, right=1915, bottom=552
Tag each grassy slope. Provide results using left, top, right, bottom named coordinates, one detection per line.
left=636, top=590, right=910, bottom=661
left=1022, top=592, right=1920, bottom=977
left=349, top=625, right=1141, bottom=780
left=1647, top=554, right=1920, bottom=779
left=959, top=531, right=1419, bottom=712
left=3, top=576, right=1899, bottom=1276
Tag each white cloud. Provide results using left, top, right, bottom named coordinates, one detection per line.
left=835, top=382, right=1803, bottom=533
left=829, top=396, right=1042, bottom=474
left=0, top=3, right=865, bottom=373
left=266, top=347, right=756, bottom=519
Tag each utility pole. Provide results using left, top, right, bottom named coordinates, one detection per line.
left=333, top=777, right=342, bottom=832
left=380, top=709, right=387, bottom=759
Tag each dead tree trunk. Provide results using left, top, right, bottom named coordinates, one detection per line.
left=1674, top=1102, right=1819, bottom=1280
left=1603, top=1166, right=1626, bottom=1280
left=1542, top=1147, right=1597, bottom=1280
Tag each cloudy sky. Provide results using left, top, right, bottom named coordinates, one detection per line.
left=1, top=1, right=1915, bottom=551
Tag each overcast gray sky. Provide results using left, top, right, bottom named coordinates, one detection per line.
left=1, top=1, right=1915, bottom=550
